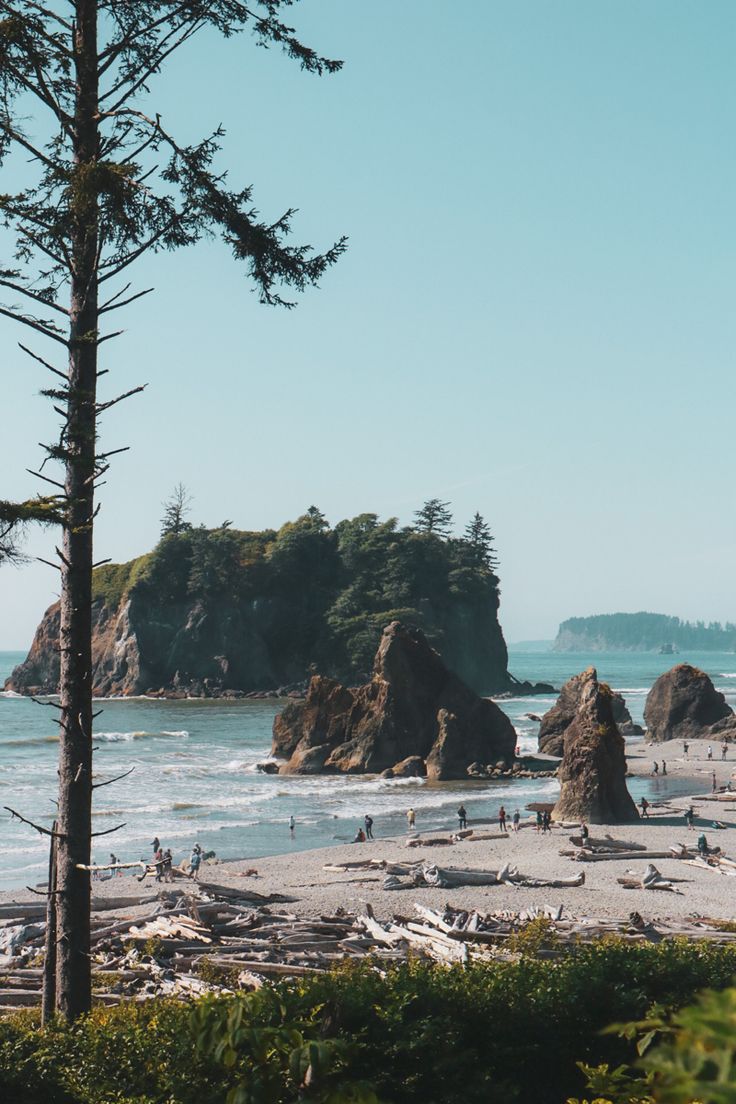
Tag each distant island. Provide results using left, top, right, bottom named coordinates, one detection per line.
left=554, top=612, right=736, bottom=653
left=7, top=503, right=534, bottom=698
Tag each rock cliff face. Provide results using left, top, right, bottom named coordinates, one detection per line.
left=552, top=668, right=639, bottom=824
left=271, top=621, right=516, bottom=777
left=644, top=665, right=734, bottom=742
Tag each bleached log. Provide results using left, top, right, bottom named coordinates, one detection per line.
left=571, top=850, right=675, bottom=863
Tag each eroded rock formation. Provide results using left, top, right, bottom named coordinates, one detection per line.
left=552, top=668, right=639, bottom=824
left=643, top=664, right=734, bottom=743
left=539, top=669, right=642, bottom=756
left=272, top=621, right=516, bottom=777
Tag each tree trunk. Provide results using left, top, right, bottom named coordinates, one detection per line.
left=54, top=0, right=99, bottom=1020
left=41, top=823, right=57, bottom=1024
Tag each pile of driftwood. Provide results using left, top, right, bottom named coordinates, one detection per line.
left=7, top=884, right=736, bottom=1010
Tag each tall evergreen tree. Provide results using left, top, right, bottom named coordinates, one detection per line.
left=0, top=1, right=345, bottom=1020
left=160, top=482, right=193, bottom=536
left=464, top=511, right=498, bottom=569
left=413, top=498, right=453, bottom=538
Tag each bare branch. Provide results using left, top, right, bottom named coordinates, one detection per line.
left=92, top=767, right=135, bottom=790
left=18, top=342, right=67, bottom=380
left=96, top=385, right=146, bottom=412
left=99, top=287, right=154, bottom=314
left=90, top=822, right=126, bottom=839
left=5, top=807, right=66, bottom=839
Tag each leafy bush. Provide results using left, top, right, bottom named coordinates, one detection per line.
left=3, top=941, right=736, bottom=1104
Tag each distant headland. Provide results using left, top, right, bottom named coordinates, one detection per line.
left=554, top=612, right=736, bottom=653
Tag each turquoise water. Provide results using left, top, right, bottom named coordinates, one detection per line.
left=1, top=648, right=735, bottom=890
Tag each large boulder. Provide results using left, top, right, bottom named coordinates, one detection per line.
left=643, top=665, right=733, bottom=743
left=553, top=668, right=639, bottom=824
left=272, top=621, right=516, bottom=777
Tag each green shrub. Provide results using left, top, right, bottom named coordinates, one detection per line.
left=2, top=941, right=736, bottom=1104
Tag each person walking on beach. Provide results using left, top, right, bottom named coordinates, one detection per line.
left=722, top=742, right=728, bottom=760
left=364, top=815, right=374, bottom=840
left=661, top=761, right=667, bottom=776
left=685, top=806, right=695, bottom=831
left=512, top=809, right=520, bottom=833
left=708, top=745, right=713, bottom=761
left=457, top=805, right=467, bottom=830
left=407, top=808, right=416, bottom=830
left=542, top=810, right=552, bottom=834
left=162, top=848, right=173, bottom=882
left=712, top=772, right=717, bottom=793
left=640, top=797, right=650, bottom=818
left=535, top=811, right=543, bottom=833
left=154, top=846, right=164, bottom=882
left=498, top=806, right=507, bottom=833
left=652, top=762, right=659, bottom=776
left=683, top=741, right=689, bottom=759
left=288, top=815, right=295, bottom=837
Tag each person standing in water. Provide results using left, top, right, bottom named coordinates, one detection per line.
left=498, top=806, right=507, bottom=833
left=288, top=815, right=295, bottom=837
left=512, top=809, right=520, bottom=833
left=457, top=805, right=467, bottom=830
left=364, top=815, right=374, bottom=840
left=407, top=808, right=416, bottom=830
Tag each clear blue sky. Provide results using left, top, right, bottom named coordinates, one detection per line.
left=1, top=1, right=735, bottom=648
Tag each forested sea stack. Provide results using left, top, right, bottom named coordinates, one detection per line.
left=553, top=669, right=639, bottom=824
left=271, top=621, right=517, bottom=777
left=6, top=506, right=515, bottom=697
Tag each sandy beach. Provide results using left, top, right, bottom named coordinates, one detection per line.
left=3, top=738, right=736, bottom=927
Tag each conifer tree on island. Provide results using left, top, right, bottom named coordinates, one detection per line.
left=464, top=511, right=498, bottom=570
left=413, top=498, right=453, bottom=537
left=0, top=1, right=345, bottom=1020
left=160, top=482, right=193, bottom=536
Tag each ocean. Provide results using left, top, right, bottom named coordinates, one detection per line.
left=1, top=648, right=735, bottom=891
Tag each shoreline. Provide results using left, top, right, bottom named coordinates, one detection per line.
left=2, top=738, right=736, bottom=923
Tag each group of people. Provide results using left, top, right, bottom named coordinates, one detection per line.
left=682, top=740, right=729, bottom=761
left=651, top=760, right=667, bottom=776
left=353, top=815, right=375, bottom=843
left=150, top=836, right=174, bottom=882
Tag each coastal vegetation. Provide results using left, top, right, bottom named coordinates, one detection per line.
left=3, top=938, right=736, bottom=1103
left=555, top=612, right=736, bottom=653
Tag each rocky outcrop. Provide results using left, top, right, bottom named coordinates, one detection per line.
left=553, top=669, right=639, bottom=824
left=272, top=621, right=516, bottom=777
left=611, top=692, right=644, bottom=737
left=643, top=665, right=734, bottom=743
left=538, top=670, right=642, bottom=755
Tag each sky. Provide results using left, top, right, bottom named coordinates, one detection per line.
left=1, top=1, right=735, bottom=648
